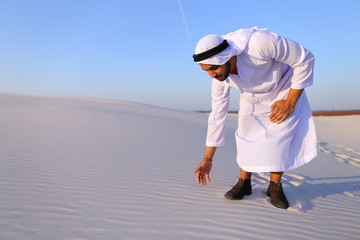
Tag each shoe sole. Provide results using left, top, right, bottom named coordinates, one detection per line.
left=224, top=192, right=252, bottom=200
left=266, top=191, right=288, bottom=209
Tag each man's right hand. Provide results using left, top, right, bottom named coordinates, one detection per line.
left=194, top=158, right=212, bottom=186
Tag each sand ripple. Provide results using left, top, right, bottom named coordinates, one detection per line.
left=0, top=94, right=359, bottom=239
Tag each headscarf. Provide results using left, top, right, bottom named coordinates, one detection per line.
left=193, top=27, right=267, bottom=65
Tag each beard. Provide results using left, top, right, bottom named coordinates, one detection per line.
left=223, top=62, right=231, bottom=79
left=216, top=62, right=231, bottom=81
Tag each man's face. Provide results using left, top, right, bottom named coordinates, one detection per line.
left=199, top=62, right=230, bottom=82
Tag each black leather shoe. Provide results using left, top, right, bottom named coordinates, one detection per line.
left=267, top=181, right=289, bottom=209
left=224, top=178, right=252, bottom=200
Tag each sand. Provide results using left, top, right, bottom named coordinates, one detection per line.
left=0, top=93, right=359, bottom=240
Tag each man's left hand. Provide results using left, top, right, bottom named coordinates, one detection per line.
left=269, top=100, right=295, bottom=124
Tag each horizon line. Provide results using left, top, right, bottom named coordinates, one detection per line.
left=197, top=110, right=360, bottom=117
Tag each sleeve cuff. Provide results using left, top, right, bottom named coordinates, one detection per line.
left=206, top=141, right=225, bottom=147
left=291, top=81, right=312, bottom=90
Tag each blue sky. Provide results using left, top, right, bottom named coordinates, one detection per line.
left=1, top=0, right=359, bottom=111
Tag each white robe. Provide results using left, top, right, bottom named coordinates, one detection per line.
left=206, top=30, right=317, bottom=172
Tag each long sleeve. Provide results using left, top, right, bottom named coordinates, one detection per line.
left=206, top=79, right=230, bottom=147
left=249, top=30, right=315, bottom=89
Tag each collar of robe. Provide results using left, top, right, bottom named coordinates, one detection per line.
left=193, top=40, right=229, bottom=62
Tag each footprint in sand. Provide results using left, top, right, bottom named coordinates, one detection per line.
left=318, top=141, right=360, bottom=170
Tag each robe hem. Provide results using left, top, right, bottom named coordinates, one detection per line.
left=238, top=148, right=318, bottom=173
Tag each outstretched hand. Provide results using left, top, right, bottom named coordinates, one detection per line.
left=194, top=159, right=212, bottom=186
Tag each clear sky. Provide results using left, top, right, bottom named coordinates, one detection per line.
left=1, top=0, right=359, bottom=111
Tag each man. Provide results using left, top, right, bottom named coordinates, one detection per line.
left=193, top=27, right=317, bottom=209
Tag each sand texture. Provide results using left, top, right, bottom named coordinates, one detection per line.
left=0, top=94, right=359, bottom=240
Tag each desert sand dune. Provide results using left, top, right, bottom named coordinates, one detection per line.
left=0, top=94, right=359, bottom=240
